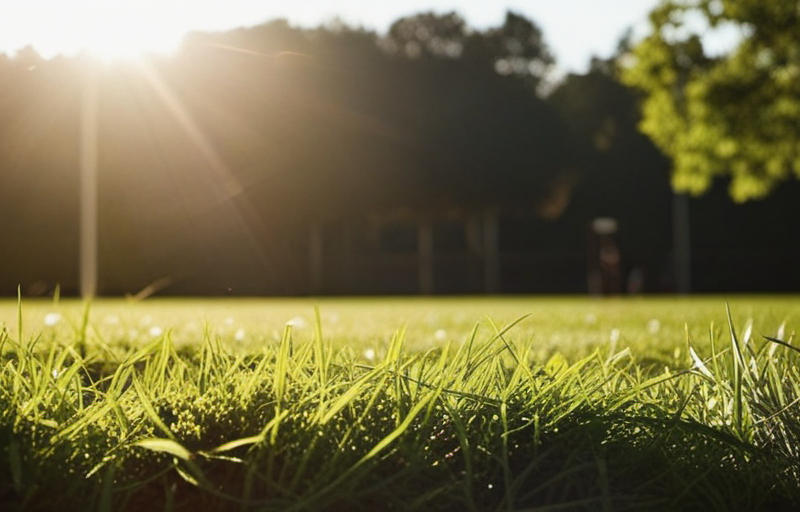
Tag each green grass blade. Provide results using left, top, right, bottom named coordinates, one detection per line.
left=135, top=438, right=193, bottom=461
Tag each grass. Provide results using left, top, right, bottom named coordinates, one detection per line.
left=1, top=295, right=800, bottom=511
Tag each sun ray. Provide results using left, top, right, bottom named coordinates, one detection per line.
left=134, top=59, right=279, bottom=277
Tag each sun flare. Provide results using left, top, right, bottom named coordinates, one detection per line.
left=2, top=0, right=188, bottom=60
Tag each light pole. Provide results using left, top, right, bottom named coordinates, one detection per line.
left=80, top=57, right=98, bottom=299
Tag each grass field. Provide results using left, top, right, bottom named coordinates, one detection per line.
left=2, top=295, right=799, bottom=511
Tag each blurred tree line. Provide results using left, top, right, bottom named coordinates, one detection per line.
left=1, top=7, right=798, bottom=296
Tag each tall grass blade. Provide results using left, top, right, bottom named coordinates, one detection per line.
left=97, top=462, right=116, bottom=512
left=131, top=377, right=175, bottom=440
left=763, top=335, right=800, bottom=355
left=16, top=285, right=22, bottom=345
left=726, top=303, right=745, bottom=438
left=275, top=324, right=293, bottom=406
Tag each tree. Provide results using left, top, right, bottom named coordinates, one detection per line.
left=621, top=0, right=800, bottom=202
left=385, top=11, right=468, bottom=60
left=465, top=11, right=554, bottom=90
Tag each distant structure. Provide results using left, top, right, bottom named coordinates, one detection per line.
left=587, top=217, right=620, bottom=295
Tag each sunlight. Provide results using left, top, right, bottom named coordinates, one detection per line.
left=4, top=0, right=185, bottom=60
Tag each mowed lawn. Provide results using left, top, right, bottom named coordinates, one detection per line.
left=2, top=295, right=800, bottom=511
left=5, top=295, right=798, bottom=358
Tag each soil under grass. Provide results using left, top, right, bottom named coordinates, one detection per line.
left=1, top=296, right=799, bottom=511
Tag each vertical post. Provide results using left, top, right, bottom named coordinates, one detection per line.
left=465, top=214, right=482, bottom=291
left=483, top=207, right=499, bottom=294
left=418, top=218, right=434, bottom=294
left=673, top=193, right=691, bottom=293
left=309, top=221, right=324, bottom=294
left=80, top=60, right=98, bottom=299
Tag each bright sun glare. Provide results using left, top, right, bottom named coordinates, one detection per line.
left=4, top=0, right=188, bottom=60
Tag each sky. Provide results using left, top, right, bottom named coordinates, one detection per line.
left=0, top=0, right=662, bottom=73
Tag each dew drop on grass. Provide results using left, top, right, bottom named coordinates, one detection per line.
left=287, top=316, right=307, bottom=329
left=434, top=329, right=447, bottom=341
left=364, top=348, right=376, bottom=361
left=149, top=326, right=163, bottom=337
left=647, top=319, right=661, bottom=334
left=44, top=312, right=61, bottom=326
left=742, top=320, right=753, bottom=345
left=234, top=328, right=246, bottom=341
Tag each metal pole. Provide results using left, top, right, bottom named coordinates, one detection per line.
left=80, top=60, right=98, bottom=299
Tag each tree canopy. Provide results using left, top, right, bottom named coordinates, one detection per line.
left=621, top=0, right=800, bottom=202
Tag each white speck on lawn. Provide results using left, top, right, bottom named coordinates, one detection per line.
left=287, top=316, right=307, bottom=329
left=44, top=312, right=61, bottom=326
